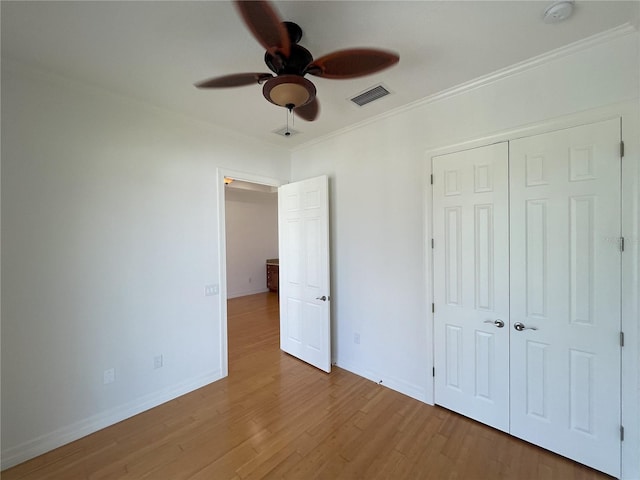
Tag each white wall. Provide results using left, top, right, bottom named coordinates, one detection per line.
left=0, top=60, right=290, bottom=468
left=225, top=188, right=278, bottom=298
left=291, top=29, right=640, bottom=478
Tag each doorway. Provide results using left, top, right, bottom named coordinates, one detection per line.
left=217, top=170, right=284, bottom=377
left=217, top=171, right=332, bottom=376
left=224, top=179, right=279, bottom=299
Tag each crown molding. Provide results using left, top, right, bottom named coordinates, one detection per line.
left=2, top=56, right=290, bottom=155
left=292, top=22, right=638, bottom=153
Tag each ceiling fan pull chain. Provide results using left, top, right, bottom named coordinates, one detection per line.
left=284, top=103, right=296, bottom=136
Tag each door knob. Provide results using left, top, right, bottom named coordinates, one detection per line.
left=513, top=322, right=537, bottom=331
left=483, top=319, right=505, bottom=328
left=316, top=296, right=327, bottom=301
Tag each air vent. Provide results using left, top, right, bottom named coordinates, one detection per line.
left=350, top=85, right=391, bottom=106
left=273, top=126, right=300, bottom=137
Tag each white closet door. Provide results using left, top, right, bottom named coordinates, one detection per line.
left=509, top=119, right=621, bottom=477
left=433, top=142, right=510, bottom=432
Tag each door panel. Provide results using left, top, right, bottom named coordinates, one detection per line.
left=278, top=176, right=331, bottom=373
left=509, top=119, right=621, bottom=477
left=433, top=142, right=510, bottom=432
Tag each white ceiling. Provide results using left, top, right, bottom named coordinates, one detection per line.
left=2, top=1, right=638, bottom=149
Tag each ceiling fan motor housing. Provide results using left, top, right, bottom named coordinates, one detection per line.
left=264, top=22, right=313, bottom=75
left=265, top=44, right=314, bottom=75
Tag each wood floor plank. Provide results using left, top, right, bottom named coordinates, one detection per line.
left=2, top=292, right=613, bottom=479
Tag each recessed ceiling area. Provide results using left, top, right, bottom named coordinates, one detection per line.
left=1, top=1, right=638, bottom=148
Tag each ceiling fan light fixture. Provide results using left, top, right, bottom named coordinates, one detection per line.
left=263, top=75, right=316, bottom=109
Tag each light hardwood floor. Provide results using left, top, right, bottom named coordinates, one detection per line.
left=3, top=292, right=611, bottom=479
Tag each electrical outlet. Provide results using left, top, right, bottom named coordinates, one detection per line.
left=154, top=355, right=163, bottom=369
left=103, top=368, right=115, bottom=385
left=354, top=333, right=361, bottom=345
left=204, top=284, right=219, bottom=296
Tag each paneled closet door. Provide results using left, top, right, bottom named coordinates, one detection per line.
left=433, top=142, right=510, bottom=432
left=509, top=119, right=622, bottom=477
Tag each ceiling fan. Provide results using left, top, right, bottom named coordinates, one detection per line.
left=195, top=0, right=400, bottom=122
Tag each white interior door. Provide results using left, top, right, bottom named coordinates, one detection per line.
left=509, top=119, right=621, bottom=477
left=278, top=175, right=331, bottom=373
left=433, top=142, right=510, bottom=432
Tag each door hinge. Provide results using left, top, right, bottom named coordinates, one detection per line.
left=621, top=425, right=624, bottom=441
left=620, top=237, right=625, bottom=252
left=620, top=141, right=625, bottom=158
left=431, top=238, right=434, bottom=249
left=620, top=331, right=624, bottom=347
left=432, top=367, right=435, bottom=377
left=432, top=303, right=435, bottom=313
left=430, top=174, right=434, bottom=185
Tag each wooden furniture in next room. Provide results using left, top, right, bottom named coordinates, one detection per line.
left=266, top=258, right=279, bottom=292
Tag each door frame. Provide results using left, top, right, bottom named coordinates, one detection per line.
left=425, top=101, right=639, bottom=479
left=216, top=168, right=286, bottom=378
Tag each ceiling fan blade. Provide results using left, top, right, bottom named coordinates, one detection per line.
left=295, top=97, right=320, bottom=122
left=234, top=0, right=291, bottom=58
left=195, top=73, right=273, bottom=88
left=305, top=49, right=399, bottom=79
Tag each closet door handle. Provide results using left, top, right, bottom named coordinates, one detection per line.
left=514, top=322, right=537, bottom=332
left=484, top=319, right=504, bottom=328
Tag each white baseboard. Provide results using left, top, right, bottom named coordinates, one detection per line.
left=227, top=288, right=269, bottom=299
left=334, top=359, right=428, bottom=404
left=1, top=369, right=223, bottom=470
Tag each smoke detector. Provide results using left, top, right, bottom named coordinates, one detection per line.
left=543, top=1, right=574, bottom=24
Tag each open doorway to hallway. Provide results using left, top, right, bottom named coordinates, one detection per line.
left=223, top=178, right=280, bottom=371
left=224, top=179, right=278, bottom=298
